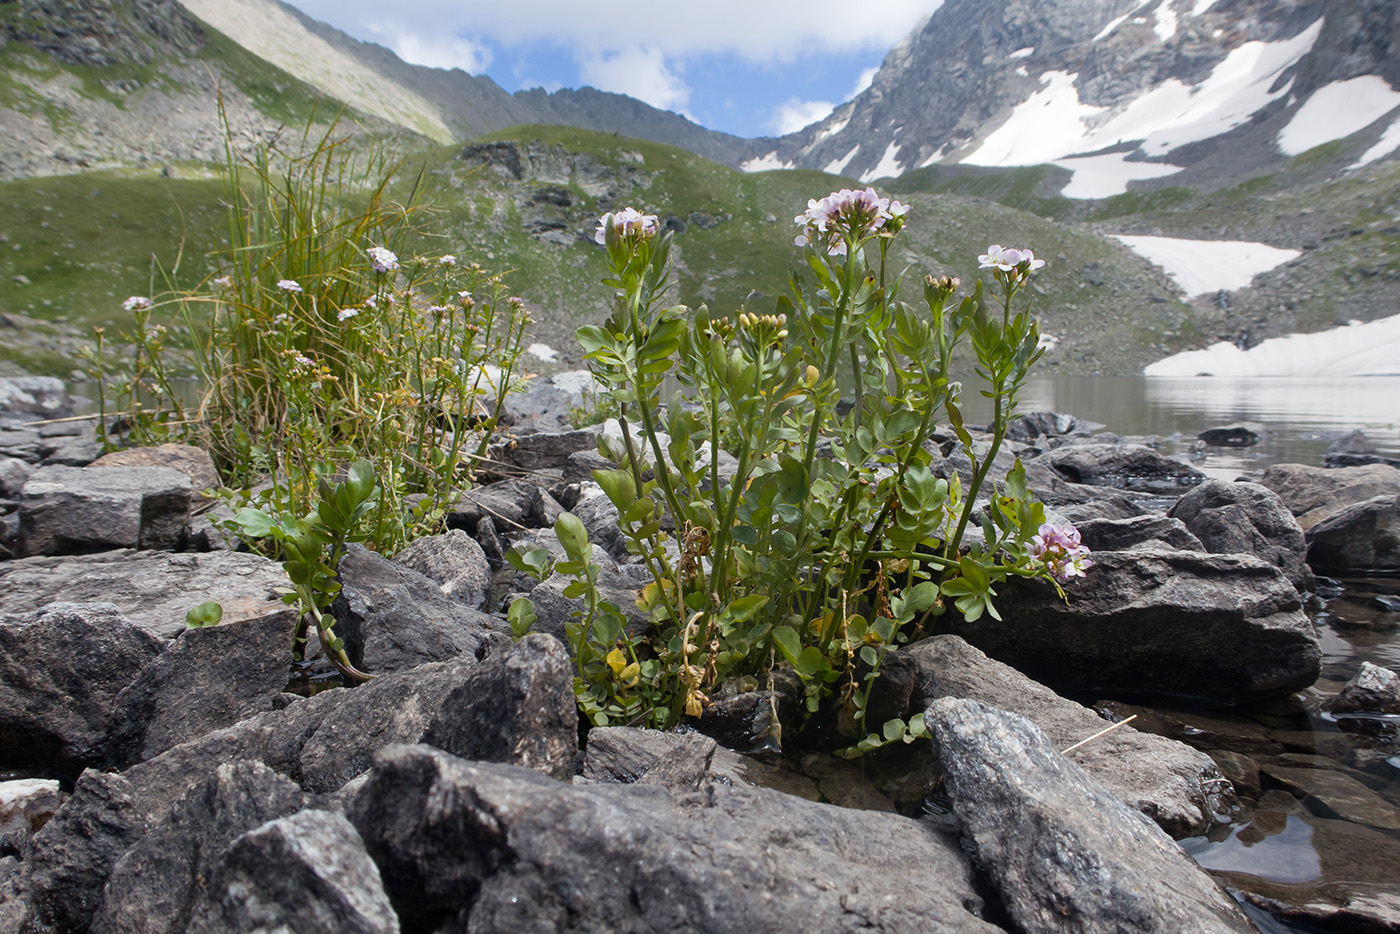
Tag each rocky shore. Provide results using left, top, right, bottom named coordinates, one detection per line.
left=1, top=373, right=1398, bottom=933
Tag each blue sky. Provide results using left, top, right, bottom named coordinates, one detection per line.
left=281, top=1, right=944, bottom=139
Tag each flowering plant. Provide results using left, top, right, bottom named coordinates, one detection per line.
left=512, top=190, right=1086, bottom=749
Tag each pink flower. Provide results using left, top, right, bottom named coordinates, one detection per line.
left=595, top=208, right=659, bottom=245
left=794, top=187, right=906, bottom=256
left=1030, top=522, right=1092, bottom=582
left=277, top=279, right=303, bottom=293
left=122, top=295, right=152, bottom=311
left=337, top=308, right=359, bottom=322
left=367, top=247, right=399, bottom=274
left=979, top=245, right=1046, bottom=274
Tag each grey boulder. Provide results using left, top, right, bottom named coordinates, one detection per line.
left=1035, top=442, right=1206, bottom=494
left=1327, top=661, right=1400, bottom=715
left=349, top=744, right=1001, bottom=934
left=18, top=465, right=192, bottom=555
left=1305, top=493, right=1400, bottom=571
left=906, top=635, right=1231, bottom=838
left=185, top=810, right=398, bottom=934
left=392, top=529, right=491, bottom=610
left=0, top=603, right=163, bottom=773
left=1259, top=462, right=1400, bottom=530
left=1168, top=479, right=1314, bottom=591
left=926, top=697, right=1254, bottom=934
left=942, top=550, right=1320, bottom=704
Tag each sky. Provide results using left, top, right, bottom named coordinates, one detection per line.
left=280, top=1, right=945, bottom=139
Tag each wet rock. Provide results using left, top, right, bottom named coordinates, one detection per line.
left=581, top=727, right=822, bottom=800
left=89, top=760, right=308, bottom=934
left=1259, top=462, right=1400, bottom=530
left=1328, top=661, right=1400, bottom=715
left=1324, top=430, right=1400, bottom=468
left=0, top=603, right=163, bottom=773
left=1074, top=513, right=1204, bottom=553
left=697, top=670, right=804, bottom=754
left=1094, top=700, right=1286, bottom=758
left=1261, top=763, right=1400, bottom=830
left=349, top=744, right=999, bottom=934
left=90, top=443, right=220, bottom=494
left=907, top=635, right=1230, bottom=837
left=926, top=697, right=1255, bottom=934
left=331, top=544, right=503, bottom=674
left=1198, top=421, right=1267, bottom=447
left=392, top=529, right=491, bottom=610
left=0, top=550, right=291, bottom=640
left=1035, top=442, right=1206, bottom=494
left=1306, top=493, right=1400, bottom=571
left=185, top=809, right=398, bottom=934
left=943, top=550, right=1320, bottom=704
left=20, top=771, right=152, bottom=934
left=1207, top=750, right=1262, bottom=798
left=0, top=780, right=62, bottom=862
left=104, top=608, right=299, bottom=767
left=421, top=633, right=577, bottom=781
left=18, top=465, right=191, bottom=555
left=1169, top=479, right=1314, bottom=591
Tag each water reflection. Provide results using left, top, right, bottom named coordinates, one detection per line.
left=1184, top=815, right=1322, bottom=884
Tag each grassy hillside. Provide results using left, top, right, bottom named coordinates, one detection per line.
left=0, top=123, right=1199, bottom=377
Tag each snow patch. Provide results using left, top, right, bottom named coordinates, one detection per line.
left=1111, top=234, right=1301, bottom=297
left=1277, top=76, right=1400, bottom=156
left=1145, top=315, right=1400, bottom=377
left=1094, top=12, right=1131, bottom=42
left=1015, top=66, right=1030, bottom=77
left=824, top=145, right=861, bottom=176
left=817, top=114, right=851, bottom=142
left=1050, top=152, right=1183, bottom=198
left=1352, top=116, right=1400, bottom=169
left=1153, top=4, right=1178, bottom=41
left=1009, top=47, right=1034, bottom=59
left=964, top=21, right=1321, bottom=167
left=860, top=141, right=903, bottom=182
left=741, top=151, right=793, bottom=173
left=1191, top=0, right=1220, bottom=15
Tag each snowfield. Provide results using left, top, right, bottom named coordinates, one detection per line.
left=1111, top=235, right=1301, bottom=297
left=1145, top=315, right=1400, bottom=377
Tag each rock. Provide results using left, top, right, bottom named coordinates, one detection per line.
left=1207, top=750, right=1262, bottom=797
left=185, top=809, right=398, bottom=934
left=18, top=464, right=192, bottom=555
left=491, top=427, right=601, bottom=472
left=1328, top=661, right=1400, bottom=715
left=391, top=529, right=491, bottom=610
left=581, top=726, right=822, bottom=800
left=502, top=374, right=585, bottom=432
left=1305, top=493, right=1400, bottom=570
left=89, top=443, right=220, bottom=494
left=1324, top=429, right=1400, bottom=468
left=472, top=514, right=506, bottom=571
left=104, top=608, right=299, bottom=767
left=20, top=771, right=152, bottom=934
left=1259, top=462, right=1400, bottom=530
left=942, top=550, right=1320, bottom=704
left=421, top=633, right=577, bottom=781
left=1074, top=513, right=1204, bottom=553
left=0, top=378, right=71, bottom=424
left=0, top=603, right=163, bottom=773
left=331, top=544, right=503, bottom=674
left=1198, top=421, right=1267, bottom=446
left=906, top=635, right=1231, bottom=837
left=697, top=670, right=804, bottom=754
left=0, top=550, right=291, bottom=640
left=1005, top=411, right=1078, bottom=443
left=1050, top=491, right=1151, bottom=523
left=1169, top=479, right=1314, bottom=591
left=38, top=432, right=104, bottom=468
left=0, top=458, right=33, bottom=498
left=349, top=744, right=999, bottom=934
left=444, top=478, right=549, bottom=533
left=0, top=780, right=62, bottom=863
left=925, top=697, right=1255, bottom=934
left=565, top=448, right=616, bottom=484
left=1260, top=763, right=1400, bottom=830
left=1036, top=442, right=1206, bottom=494
left=89, top=760, right=308, bottom=934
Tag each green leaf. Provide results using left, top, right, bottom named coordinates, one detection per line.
left=903, top=581, right=940, bottom=614
left=724, top=595, right=769, bottom=624
left=772, top=625, right=801, bottom=665
left=795, top=646, right=825, bottom=679
left=593, top=468, right=638, bottom=514
left=554, top=512, right=590, bottom=562
left=230, top=507, right=276, bottom=539
left=185, top=600, right=223, bottom=629
left=508, top=597, right=537, bottom=639
left=347, top=459, right=376, bottom=503
left=882, top=718, right=907, bottom=742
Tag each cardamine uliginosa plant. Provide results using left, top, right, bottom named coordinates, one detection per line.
left=510, top=190, right=1090, bottom=753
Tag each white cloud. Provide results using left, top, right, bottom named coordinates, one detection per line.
left=370, top=25, right=492, bottom=73
left=770, top=97, right=835, bottom=135
left=288, top=0, right=944, bottom=62
left=850, top=66, right=879, bottom=98
left=578, top=47, right=690, bottom=113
